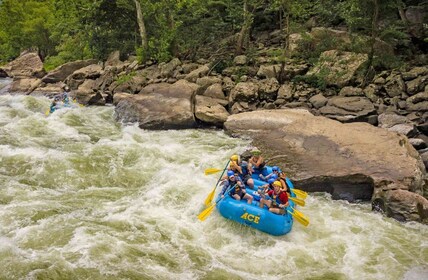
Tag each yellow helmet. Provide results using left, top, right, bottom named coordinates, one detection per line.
left=230, top=154, right=239, bottom=162
left=273, top=181, right=282, bottom=188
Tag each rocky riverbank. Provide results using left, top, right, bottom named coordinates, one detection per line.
left=1, top=28, right=427, bottom=223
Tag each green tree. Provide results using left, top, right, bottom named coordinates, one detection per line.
left=0, top=0, right=55, bottom=61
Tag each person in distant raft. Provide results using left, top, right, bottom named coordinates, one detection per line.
left=49, top=100, right=57, bottom=113
left=221, top=170, right=253, bottom=204
left=248, top=148, right=266, bottom=174
left=259, top=181, right=289, bottom=214
left=228, top=154, right=255, bottom=190
left=62, top=85, right=70, bottom=106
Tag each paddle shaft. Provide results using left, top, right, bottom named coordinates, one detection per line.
left=204, top=160, right=230, bottom=206
left=198, top=184, right=234, bottom=221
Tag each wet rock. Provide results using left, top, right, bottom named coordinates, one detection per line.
left=115, top=79, right=199, bottom=129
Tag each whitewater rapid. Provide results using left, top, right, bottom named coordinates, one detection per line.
left=0, top=93, right=427, bottom=280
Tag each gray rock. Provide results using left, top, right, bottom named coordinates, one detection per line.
left=3, top=52, right=45, bottom=78
left=339, top=86, right=364, bottom=97
left=309, top=94, right=328, bottom=109
left=115, top=79, right=198, bottom=129
left=277, top=83, right=293, bottom=101
left=195, top=95, right=229, bottom=126
left=258, top=78, right=280, bottom=101
left=409, top=138, right=427, bottom=150
left=388, top=124, right=418, bottom=138
left=319, top=96, right=376, bottom=122
left=378, top=112, right=409, bottom=128
left=406, top=75, right=428, bottom=95
left=384, top=73, right=406, bottom=98
left=229, top=82, right=259, bottom=103
left=307, top=50, right=368, bottom=87
left=42, top=59, right=97, bottom=83
left=203, top=83, right=225, bottom=99
left=184, top=65, right=209, bottom=82
left=234, top=55, right=247, bottom=66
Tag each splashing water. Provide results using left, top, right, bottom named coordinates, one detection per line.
left=0, top=94, right=427, bottom=280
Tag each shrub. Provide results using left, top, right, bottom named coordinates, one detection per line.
left=115, top=71, right=136, bottom=85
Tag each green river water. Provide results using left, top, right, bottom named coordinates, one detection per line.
left=0, top=92, right=427, bottom=280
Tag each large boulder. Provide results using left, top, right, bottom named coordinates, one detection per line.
left=9, top=78, right=41, bottom=93
left=319, top=96, right=376, bottom=123
left=114, top=79, right=199, bottom=129
left=2, top=52, right=45, bottom=78
left=194, top=95, right=229, bottom=126
left=224, top=109, right=427, bottom=223
left=41, top=59, right=97, bottom=83
left=307, top=50, right=368, bottom=87
left=229, top=82, right=259, bottom=103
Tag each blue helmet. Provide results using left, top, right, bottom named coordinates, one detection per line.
left=227, top=170, right=235, bottom=177
left=268, top=178, right=275, bottom=184
left=272, top=166, right=279, bottom=172
left=271, top=174, right=278, bottom=180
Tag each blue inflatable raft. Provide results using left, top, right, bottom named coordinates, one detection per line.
left=216, top=166, right=296, bottom=236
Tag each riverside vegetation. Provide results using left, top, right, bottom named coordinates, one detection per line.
left=0, top=0, right=427, bottom=223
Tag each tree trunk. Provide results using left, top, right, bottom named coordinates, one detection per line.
left=236, top=0, right=252, bottom=55
left=278, top=2, right=290, bottom=84
left=397, top=0, right=409, bottom=25
left=167, top=9, right=178, bottom=57
left=362, top=0, right=379, bottom=87
left=134, top=0, right=148, bottom=51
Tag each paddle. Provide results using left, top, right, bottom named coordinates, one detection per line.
left=288, top=209, right=309, bottom=227
left=198, top=185, right=233, bottom=221
left=287, top=195, right=305, bottom=207
left=204, top=168, right=222, bottom=175
left=203, top=160, right=230, bottom=206
left=286, top=177, right=308, bottom=199
left=291, top=206, right=308, bottom=221
left=258, top=191, right=308, bottom=226
left=291, top=189, right=308, bottom=199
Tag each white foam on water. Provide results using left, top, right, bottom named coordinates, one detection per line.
left=0, top=95, right=427, bottom=280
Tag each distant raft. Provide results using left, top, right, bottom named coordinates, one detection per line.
left=45, top=100, right=81, bottom=115
left=216, top=165, right=296, bottom=236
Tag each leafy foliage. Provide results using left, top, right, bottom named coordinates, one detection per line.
left=0, top=0, right=425, bottom=70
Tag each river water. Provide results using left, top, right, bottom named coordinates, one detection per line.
left=0, top=92, right=427, bottom=280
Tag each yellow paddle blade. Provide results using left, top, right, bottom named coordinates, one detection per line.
left=204, top=189, right=215, bottom=206
left=197, top=203, right=216, bottom=221
left=289, top=196, right=305, bottom=207
left=45, top=109, right=50, bottom=116
left=291, top=207, right=308, bottom=221
left=291, top=189, right=308, bottom=199
left=204, top=168, right=222, bottom=175
left=288, top=210, right=309, bottom=227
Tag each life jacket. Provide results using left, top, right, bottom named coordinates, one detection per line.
left=230, top=182, right=243, bottom=196
left=270, top=190, right=284, bottom=206
left=240, top=163, right=249, bottom=176
left=49, top=103, right=56, bottom=113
